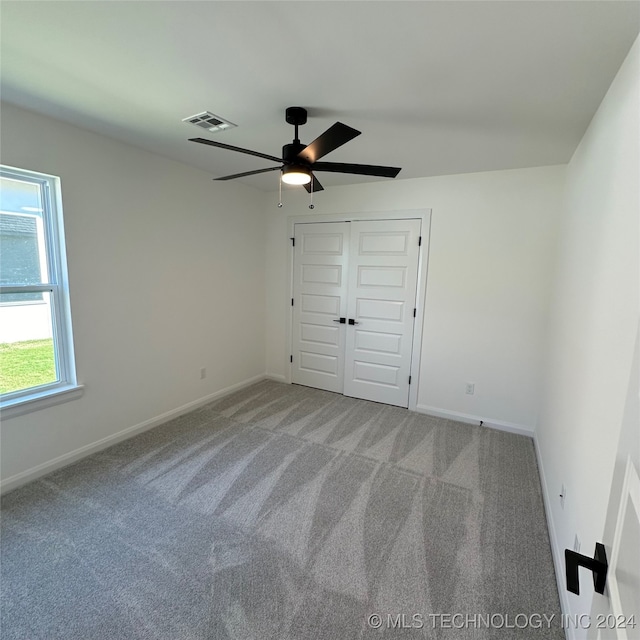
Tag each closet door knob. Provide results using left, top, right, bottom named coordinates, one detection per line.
left=332, top=318, right=346, bottom=324
left=348, top=319, right=360, bottom=325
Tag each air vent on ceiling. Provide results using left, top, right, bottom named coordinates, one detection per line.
left=182, top=111, right=237, bottom=133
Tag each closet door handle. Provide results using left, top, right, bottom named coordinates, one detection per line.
left=348, top=319, right=360, bottom=325
left=333, top=318, right=346, bottom=324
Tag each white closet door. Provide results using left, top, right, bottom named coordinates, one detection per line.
left=343, top=219, right=421, bottom=407
left=291, top=222, right=349, bottom=393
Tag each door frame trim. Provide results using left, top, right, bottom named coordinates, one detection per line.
left=608, top=455, right=640, bottom=640
left=286, top=209, right=432, bottom=411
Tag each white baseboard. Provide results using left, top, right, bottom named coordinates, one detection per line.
left=0, top=374, right=268, bottom=495
left=264, top=373, right=287, bottom=383
left=414, top=404, right=534, bottom=437
left=533, top=434, right=572, bottom=640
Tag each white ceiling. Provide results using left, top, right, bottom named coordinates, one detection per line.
left=2, top=1, right=639, bottom=191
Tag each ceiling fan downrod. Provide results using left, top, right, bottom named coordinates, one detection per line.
left=285, top=106, right=308, bottom=145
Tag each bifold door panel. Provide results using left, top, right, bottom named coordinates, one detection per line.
left=292, top=219, right=421, bottom=408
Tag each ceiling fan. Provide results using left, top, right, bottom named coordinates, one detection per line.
left=189, top=106, right=401, bottom=192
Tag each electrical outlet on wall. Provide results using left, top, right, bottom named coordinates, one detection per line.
left=200, top=367, right=207, bottom=380
left=465, top=382, right=475, bottom=395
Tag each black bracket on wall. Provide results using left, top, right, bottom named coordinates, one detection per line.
left=565, top=543, right=608, bottom=595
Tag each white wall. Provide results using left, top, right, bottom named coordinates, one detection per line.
left=0, top=103, right=266, bottom=486
left=535, top=36, right=639, bottom=637
left=265, top=165, right=565, bottom=432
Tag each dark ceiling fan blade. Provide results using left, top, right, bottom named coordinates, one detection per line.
left=312, top=161, right=401, bottom=178
left=215, top=166, right=282, bottom=181
left=303, top=174, right=324, bottom=193
left=297, top=122, right=361, bottom=164
left=189, top=138, right=283, bottom=163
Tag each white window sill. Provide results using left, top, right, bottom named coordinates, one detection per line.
left=0, top=384, right=84, bottom=419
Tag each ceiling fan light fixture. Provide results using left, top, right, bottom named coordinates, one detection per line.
left=281, top=165, right=311, bottom=185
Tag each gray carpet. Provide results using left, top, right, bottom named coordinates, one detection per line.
left=1, top=380, right=564, bottom=639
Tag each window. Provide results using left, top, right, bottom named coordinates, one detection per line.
left=0, top=166, right=81, bottom=416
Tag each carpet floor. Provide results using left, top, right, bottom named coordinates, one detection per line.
left=1, top=380, right=564, bottom=639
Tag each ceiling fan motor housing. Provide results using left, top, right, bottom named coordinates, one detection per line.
left=282, top=142, right=308, bottom=165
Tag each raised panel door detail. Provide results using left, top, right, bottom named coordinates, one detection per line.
left=355, top=330, right=402, bottom=355
left=300, top=352, right=339, bottom=376
left=301, top=294, right=340, bottom=316
left=302, top=233, right=343, bottom=255
left=357, top=266, right=406, bottom=288
left=359, top=232, right=409, bottom=255
left=302, top=264, right=342, bottom=286
left=300, top=323, right=340, bottom=346
left=353, top=361, right=400, bottom=387
left=357, top=298, right=404, bottom=322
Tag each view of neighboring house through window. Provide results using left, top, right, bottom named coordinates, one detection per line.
left=0, top=166, right=78, bottom=410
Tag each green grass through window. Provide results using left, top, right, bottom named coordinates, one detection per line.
left=0, top=339, right=57, bottom=394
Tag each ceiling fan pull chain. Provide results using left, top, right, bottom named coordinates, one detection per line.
left=278, top=173, right=283, bottom=208
left=309, top=176, right=315, bottom=210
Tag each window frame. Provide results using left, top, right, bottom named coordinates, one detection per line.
left=0, top=165, right=83, bottom=418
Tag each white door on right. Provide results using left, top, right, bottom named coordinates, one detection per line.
left=603, top=456, right=640, bottom=640
left=343, top=219, right=421, bottom=407
left=588, top=325, right=639, bottom=640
